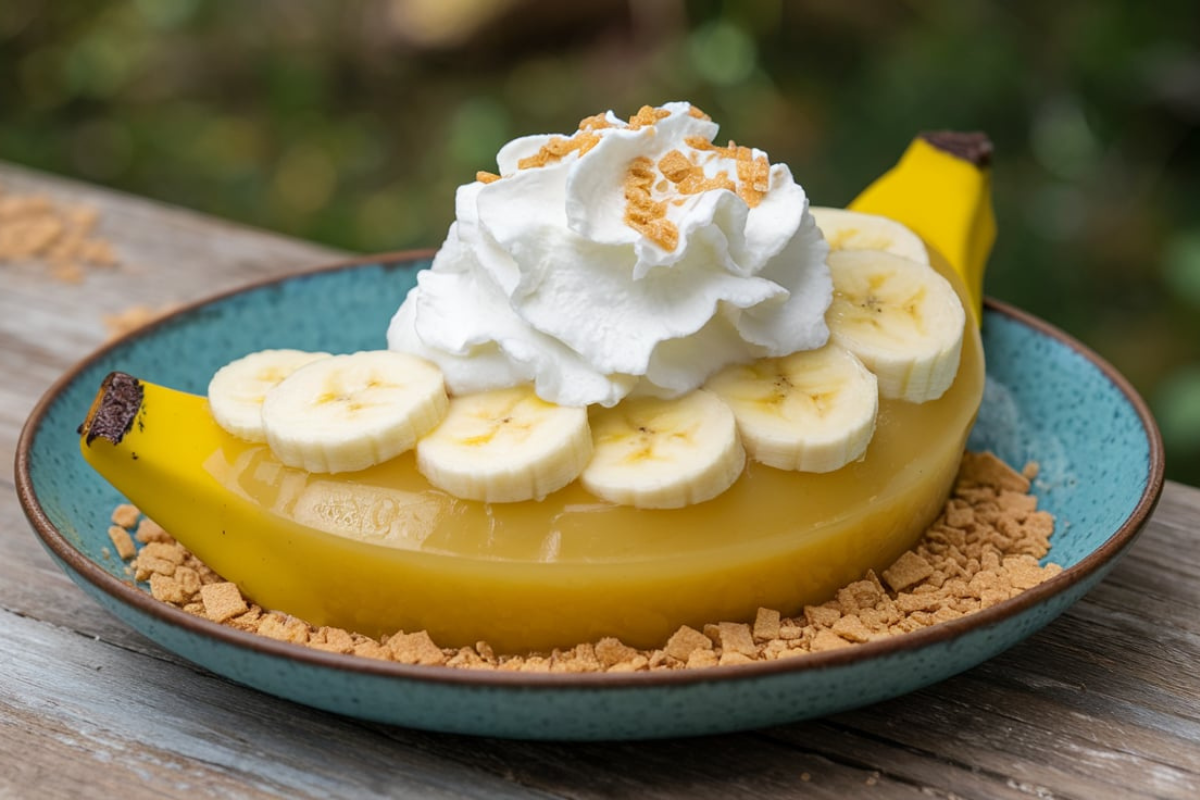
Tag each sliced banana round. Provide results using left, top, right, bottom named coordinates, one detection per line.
left=416, top=385, right=592, bottom=503
left=706, top=343, right=878, bottom=473
left=826, top=249, right=965, bottom=403
left=262, top=351, right=448, bottom=474
left=810, top=206, right=930, bottom=266
left=208, top=349, right=332, bottom=442
left=582, top=389, right=745, bottom=509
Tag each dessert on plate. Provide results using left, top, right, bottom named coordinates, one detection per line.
left=79, top=103, right=993, bottom=653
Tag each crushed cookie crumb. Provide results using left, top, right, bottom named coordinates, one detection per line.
left=386, top=631, right=447, bottom=666
left=106, top=451, right=1061, bottom=673
left=257, top=613, right=310, bottom=645
left=111, top=504, right=140, bottom=529
left=106, top=525, right=136, bottom=561
left=627, top=105, right=672, bottom=130
left=811, top=629, right=855, bottom=652
left=716, top=622, right=758, bottom=657
left=479, top=105, right=769, bottom=249
left=664, top=625, right=713, bottom=661
left=882, top=551, right=935, bottom=592
left=200, top=582, right=248, bottom=623
left=595, top=637, right=639, bottom=669
left=657, top=150, right=695, bottom=183
left=517, top=132, right=602, bottom=171
left=623, top=156, right=678, bottom=250
left=103, top=303, right=179, bottom=342
left=135, top=517, right=171, bottom=544
left=577, top=113, right=613, bottom=132
left=753, top=607, right=781, bottom=642
left=0, top=183, right=119, bottom=278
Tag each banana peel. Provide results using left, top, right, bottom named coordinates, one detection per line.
left=77, top=132, right=995, bottom=653
left=850, top=131, right=995, bottom=323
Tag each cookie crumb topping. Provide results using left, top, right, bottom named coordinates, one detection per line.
left=474, top=104, right=773, bottom=252
left=108, top=450, right=1061, bottom=673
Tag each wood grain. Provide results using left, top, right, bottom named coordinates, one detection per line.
left=2, top=161, right=1198, bottom=799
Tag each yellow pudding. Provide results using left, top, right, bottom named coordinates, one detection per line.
left=82, top=249, right=981, bottom=653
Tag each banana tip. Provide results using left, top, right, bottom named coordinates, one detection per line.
left=919, top=131, right=993, bottom=167
left=79, top=371, right=143, bottom=446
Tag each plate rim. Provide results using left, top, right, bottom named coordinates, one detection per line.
left=14, top=250, right=1167, bottom=691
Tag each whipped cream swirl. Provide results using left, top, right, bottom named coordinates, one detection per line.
left=387, top=102, right=832, bottom=407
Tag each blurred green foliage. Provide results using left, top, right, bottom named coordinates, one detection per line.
left=2, top=0, right=1199, bottom=484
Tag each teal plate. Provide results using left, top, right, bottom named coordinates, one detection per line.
left=15, top=252, right=1165, bottom=741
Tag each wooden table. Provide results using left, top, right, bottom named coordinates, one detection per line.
left=2, top=160, right=1197, bottom=799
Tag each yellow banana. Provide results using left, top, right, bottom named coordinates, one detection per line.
left=77, top=132, right=994, bottom=654
left=849, top=131, right=996, bottom=323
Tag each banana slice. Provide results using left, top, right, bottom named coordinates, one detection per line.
left=706, top=343, right=878, bottom=473
left=826, top=250, right=965, bottom=403
left=810, top=207, right=930, bottom=266
left=262, top=351, right=448, bottom=474
left=207, top=349, right=332, bottom=442
left=416, top=385, right=592, bottom=503
left=582, top=389, right=744, bottom=509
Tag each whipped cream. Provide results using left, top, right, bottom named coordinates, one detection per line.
left=387, top=102, right=832, bottom=407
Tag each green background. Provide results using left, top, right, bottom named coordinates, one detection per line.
left=3, top=0, right=1198, bottom=484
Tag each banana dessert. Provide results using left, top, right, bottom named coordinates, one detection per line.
left=79, top=103, right=994, bottom=653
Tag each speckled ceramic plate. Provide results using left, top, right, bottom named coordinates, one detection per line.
left=16, top=253, right=1165, bottom=741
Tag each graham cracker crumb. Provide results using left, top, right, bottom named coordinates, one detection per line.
left=352, top=639, right=391, bottom=660
left=386, top=631, right=447, bottom=666
left=200, top=582, right=249, bottom=623
left=804, top=602, right=842, bottom=628
left=958, top=451, right=1030, bottom=494
left=778, top=622, right=803, bottom=640
left=831, top=614, right=874, bottom=643
left=135, top=518, right=172, bottom=544
left=149, top=572, right=190, bottom=605
left=595, top=637, right=639, bottom=669
left=716, top=622, right=758, bottom=657
left=106, top=450, right=1061, bottom=672
left=488, top=104, right=767, bottom=248
left=811, top=629, right=855, bottom=652
left=753, top=607, right=781, bottom=641
left=577, top=112, right=613, bottom=132
left=106, top=525, right=136, bottom=561
left=103, top=304, right=179, bottom=342
left=446, top=646, right=490, bottom=669
left=623, top=156, right=678, bottom=251
left=664, top=625, right=713, bottom=662
left=0, top=183, right=119, bottom=277
left=718, top=651, right=756, bottom=667
left=257, top=613, right=310, bottom=645
left=658, top=149, right=696, bottom=183
left=308, top=626, right=356, bottom=654
left=883, top=551, right=935, bottom=592
left=516, top=132, right=601, bottom=171
left=111, top=504, right=140, bottom=529
left=627, top=104, right=671, bottom=130
left=228, top=606, right=263, bottom=631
